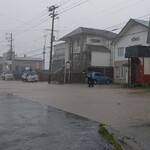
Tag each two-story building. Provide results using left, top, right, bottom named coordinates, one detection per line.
left=112, top=19, right=150, bottom=84
left=59, top=27, right=117, bottom=75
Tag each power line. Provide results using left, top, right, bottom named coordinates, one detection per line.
left=58, top=0, right=84, bottom=10
left=60, top=14, right=150, bottom=40
left=103, top=13, right=150, bottom=31
left=14, top=17, right=49, bottom=36
left=0, top=13, right=27, bottom=24
left=58, top=0, right=90, bottom=14
left=0, top=10, right=49, bottom=39
left=13, top=17, right=50, bottom=37
left=15, top=10, right=48, bottom=31
left=94, top=0, right=147, bottom=23
left=59, top=0, right=147, bottom=32
left=59, top=0, right=73, bottom=7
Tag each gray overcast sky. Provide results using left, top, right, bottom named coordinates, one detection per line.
left=0, top=0, right=150, bottom=69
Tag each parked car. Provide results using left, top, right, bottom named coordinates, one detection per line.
left=22, top=72, right=38, bottom=82
left=1, top=71, right=14, bottom=80
left=86, top=72, right=112, bottom=84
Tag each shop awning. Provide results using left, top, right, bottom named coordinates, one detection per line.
left=125, top=45, right=150, bottom=58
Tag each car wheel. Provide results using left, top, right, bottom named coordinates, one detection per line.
left=105, top=79, right=110, bottom=84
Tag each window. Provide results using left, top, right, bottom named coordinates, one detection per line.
left=91, top=39, right=100, bottom=43
left=95, top=73, right=101, bottom=76
left=118, top=47, right=124, bottom=57
left=73, top=53, right=80, bottom=59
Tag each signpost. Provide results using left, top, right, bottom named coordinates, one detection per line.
left=64, top=61, right=70, bottom=83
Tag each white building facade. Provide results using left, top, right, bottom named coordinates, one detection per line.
left=112, top=19, right=150, bottom=83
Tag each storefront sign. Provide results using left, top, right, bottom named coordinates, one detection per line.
left=131, top=37, right=140, bottom=42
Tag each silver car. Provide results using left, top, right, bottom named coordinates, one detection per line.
left=1, top=71, right=14, bottom=80
left=22, top=72, right=38, bottom=82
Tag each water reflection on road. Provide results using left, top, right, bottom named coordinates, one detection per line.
left=0, top=92, right=112, bottom=150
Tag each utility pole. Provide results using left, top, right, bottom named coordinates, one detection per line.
left=70, top=40, right=74, bottom=83
left=48, top=5, right=59, bottom=84
left=147, top=18, right=150, bottom=45
left=6, top=33, right=13, bottom=71
left=43, top=35, right=47, bottom=69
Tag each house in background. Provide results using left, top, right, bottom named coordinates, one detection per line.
left=2, top=51, right=43, bottom=73
left=58, top=27, right=117, bottom=82
left=112, top=19, right=150, bottom=84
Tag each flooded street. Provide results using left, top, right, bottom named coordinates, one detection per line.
left=0, top=80, right=150, bottom=149
left=0, top=92, right=112, bottom=150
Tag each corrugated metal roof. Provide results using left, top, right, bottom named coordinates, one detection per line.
left=60, top=27, right=117, bottom=41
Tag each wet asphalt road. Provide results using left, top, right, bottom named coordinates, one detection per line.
left=0, top=92, right=112, bottom=150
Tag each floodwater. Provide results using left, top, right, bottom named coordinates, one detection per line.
left=0, top=81, right=150, bottom=149
left=0, top=92, right=112, bottom=150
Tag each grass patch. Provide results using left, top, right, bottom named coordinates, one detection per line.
left=99, top=124, right=122, bottom=150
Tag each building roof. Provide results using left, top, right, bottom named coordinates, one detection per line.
left=15, top=57, right=43, bottom=61
left=134, top=19, right=149, bottom=27
left=85, top=45, right=111, bottom=53
left=60, top=27, right=117, bottom=41
left=112, top=19, right=149, bottom=45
